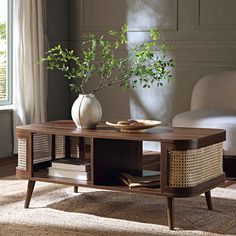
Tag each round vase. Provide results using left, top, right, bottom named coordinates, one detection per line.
left=71, top=94, right=102, bottom=129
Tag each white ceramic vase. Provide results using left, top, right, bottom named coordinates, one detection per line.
left=71, top=94, right=102, bottom=129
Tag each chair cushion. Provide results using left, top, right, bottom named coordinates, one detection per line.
left=191, top=71, right=236, bottom=111
left=172, top=109, right=236, bottom=155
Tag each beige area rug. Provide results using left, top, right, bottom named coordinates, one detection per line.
left=0, top=176, right=236, bottom=236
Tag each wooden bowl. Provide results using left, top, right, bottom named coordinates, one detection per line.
left=105, top=119, right=162, bottom=133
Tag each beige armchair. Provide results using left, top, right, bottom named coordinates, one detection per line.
left=172, top=70, right=236, bottom=178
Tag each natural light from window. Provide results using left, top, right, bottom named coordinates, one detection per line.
left=0, top=0, right=11, bottom=105
left=126, top=1, right=175, bottom=127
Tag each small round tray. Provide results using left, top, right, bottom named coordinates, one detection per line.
left=106, top=119, right=162, bottom=133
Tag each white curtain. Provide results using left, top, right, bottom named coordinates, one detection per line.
left=13, top=0, right=47, bottom=153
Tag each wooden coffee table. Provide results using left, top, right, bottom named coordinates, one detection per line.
left=16, top=120, right=226, bottom=230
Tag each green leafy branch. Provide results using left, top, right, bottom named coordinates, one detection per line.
left=41, top=24, right=174, bottom=94
left=0, top=23, right=6, bottom=40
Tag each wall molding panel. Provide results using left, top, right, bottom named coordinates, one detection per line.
left=196, top=0, right=236, bottom=30
left=174, top=62, right=236, bottom=68
left=79, top=0, right=179, bottom=32
left=70, top=0, right=236, bottom=124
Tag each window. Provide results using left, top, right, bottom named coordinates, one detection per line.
left=0, top=0, right=12, bottom=105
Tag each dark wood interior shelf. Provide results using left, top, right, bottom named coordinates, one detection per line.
left=32, top=170, right=92, bottom=186
left=30, top=168, right=162, bottom=197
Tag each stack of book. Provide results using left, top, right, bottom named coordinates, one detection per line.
left=48, top=158, right=91, bottom=181
left=119, top=170, right=160, bottom=189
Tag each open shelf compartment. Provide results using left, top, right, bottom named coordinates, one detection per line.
left=17, top=132, right=162, bottom=193
left=17, top=132, right=91, bottom=184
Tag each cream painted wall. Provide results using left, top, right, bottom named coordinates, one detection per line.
left=46, top=0, right=71, bottom=121
left=0, top=110, right=12, bottom=158
left=2, top=0, right=236, bottom=157
left=70, top=0, right=236, bottom=126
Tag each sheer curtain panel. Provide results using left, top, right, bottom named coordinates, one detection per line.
left=13, top=0, right=47, bottom=153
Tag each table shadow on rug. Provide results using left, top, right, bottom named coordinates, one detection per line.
left=47, top=190, right=236, bottom=234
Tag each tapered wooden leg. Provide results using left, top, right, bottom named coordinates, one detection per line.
left=74, top=186, right=78, bottom=193
left=167, top=197, right=174, bottom=230
left=205, top=191, right=213, bottom=210
left=24, top=180, right=35, bottom=208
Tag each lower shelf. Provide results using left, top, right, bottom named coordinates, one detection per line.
left=30, top=170, right=163, bottom=196
left=32, top=169, right=92, bottom=186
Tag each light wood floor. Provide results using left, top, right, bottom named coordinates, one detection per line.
left=1, top=154, right=236, bottom=189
